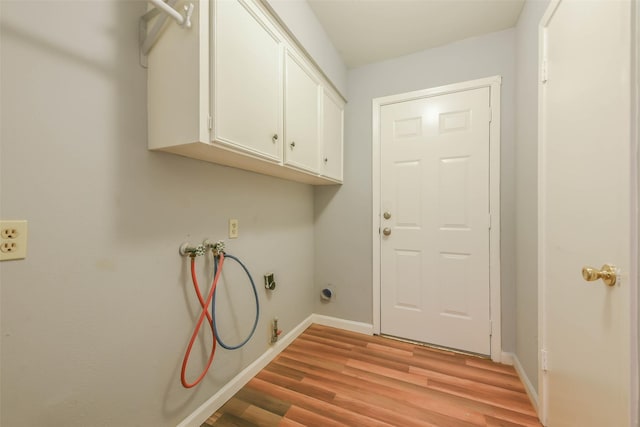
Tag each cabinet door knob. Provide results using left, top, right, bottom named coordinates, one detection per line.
left=290, top=141, right=296, bottom=149
left=272, top=134, right=278, bottom=143
left=324, top=157, right=328, bottom=163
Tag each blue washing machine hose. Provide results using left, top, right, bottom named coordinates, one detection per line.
left=212, top=253, right=259, bottom=350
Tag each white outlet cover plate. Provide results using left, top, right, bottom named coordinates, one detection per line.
left=0, top=220, right=28, bottom=261
left=229, top=219, right=239, bottom=239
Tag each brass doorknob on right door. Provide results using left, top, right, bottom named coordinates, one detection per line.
left=582, top=264, right=617, bottom=286
left=382, top=227, right=391, bottom=236
left=383, top=212, right=391, bottom=220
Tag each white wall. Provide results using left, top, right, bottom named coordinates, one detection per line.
left=0, top=1, right=316, bottom=425
left=514, top=0, right=549, bottom=393
left=265, top=0, right=347, bottom=97
left=315, top=28, right=518, bottom=352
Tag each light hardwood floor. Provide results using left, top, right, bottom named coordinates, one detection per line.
left=203, top=324, right=541, bottom=426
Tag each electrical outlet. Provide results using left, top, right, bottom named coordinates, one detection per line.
left=1, top=227, right=19, bottom=239
left=0, top=220, right=28, bottom=261
left=229, top=218, right=239, bottom=239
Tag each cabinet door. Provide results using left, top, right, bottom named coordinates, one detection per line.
left=284, top=50, right=320, bottom=173
left=214, top=0, right=283, bottom=161
left=320, top=90, right=344, bottom=182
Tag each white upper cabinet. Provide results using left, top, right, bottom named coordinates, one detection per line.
left=320, top=89, right=344, bottom=182
left=213, top=0, right=283, bottom=161
left=147, top=0, right=344, bottom=185
left=284, top=50, right=321, bottom=174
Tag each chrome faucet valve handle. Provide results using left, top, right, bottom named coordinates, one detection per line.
left=203, top=239, right=225, bottom=255
left=179, top=243, right=205, bottom=257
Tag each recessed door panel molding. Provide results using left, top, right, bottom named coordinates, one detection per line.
left=376, top=79, right=497, bottom=357
left=439, top=110, right=471, bottom=134
left=438, top=252, right=472, bottom=319
left=394, top=250, right=422, bottom=310
left=439, top=156, right=470, bottom=229
left=395, top=160, right=422, bottom=228
left=394, top=117, right=423, bottom=139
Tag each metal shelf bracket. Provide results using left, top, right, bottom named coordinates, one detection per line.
left=139, top=0, right=194, bottom=67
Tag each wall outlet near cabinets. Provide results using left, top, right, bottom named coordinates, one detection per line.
left=229, top=219, right=239, bottom=239
left=0, top=220, right=28, bottom=261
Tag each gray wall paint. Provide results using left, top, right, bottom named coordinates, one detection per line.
left=265, top=0, right=348, bottom=97
left=0, top=2, right=316, bottom=425
left=514, top=0, right=549, bottom=393
left=315, top=28, right=518, bottom=352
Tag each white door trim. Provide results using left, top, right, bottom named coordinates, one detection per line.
left=372, top=76, right=503, bottom=362
left=633, top=1, right=639, bottom=425
left=538, top=1, right=639, bottom=424
left=537, top=7, right=554, bottom=423
left=634, top=2, right=640, bottom=425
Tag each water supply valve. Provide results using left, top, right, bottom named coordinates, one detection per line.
left=179, top=243, right=205, bottom=257
left=203, top=239, right=225, bottom=255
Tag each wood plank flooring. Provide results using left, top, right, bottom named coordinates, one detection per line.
left=202, top=324, right=541, bottom=427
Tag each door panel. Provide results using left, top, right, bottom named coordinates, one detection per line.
left=380, top=87, right=491, bottom=355
left=540, top=0, right=632, bottom=425
left=395, top=250, right=422, bottom=309
left=214, top=0, right=282, bottom=160
left=320, top=90, right=344, bottom=181
left=284, top=50, right=320, bottom=173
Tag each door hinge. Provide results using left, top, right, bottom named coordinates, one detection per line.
left=488, top=107, right=492, bottom=123
left=208, top=115, right=213, bottom=130
left=541, top=349, right=549, bottom=372
left=489, top=320, right=493, bottom=337
left=541, top=59, right=548, bottom=84
left=488, top=213, right=492, bottom=230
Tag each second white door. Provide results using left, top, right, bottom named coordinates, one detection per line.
left=380, top=86, right=492, bottom=355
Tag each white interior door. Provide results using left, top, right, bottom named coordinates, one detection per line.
left=380, top=87, right=492, bottom=355
left=539, top=0, right=634, bottom=425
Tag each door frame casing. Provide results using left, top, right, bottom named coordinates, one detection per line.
left=371, top=76, right=503, bottom=362
left=635, top=2, right=639, bottom=425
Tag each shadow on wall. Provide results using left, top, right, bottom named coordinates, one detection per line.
left=2, top=3, right=210, bottom=420
left=314, top=185, right=341, bottom=217
left=1, top=2, right=315, bottom=425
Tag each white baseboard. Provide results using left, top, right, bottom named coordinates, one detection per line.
left=503, top=351, right=540, bottom=415
left=500, top=351, right=515, bottom=366
left=176, top=314, right=373, bottom=427
left=310, top=314, right=374, bottom=335
left=176, top=314, right=314, bottom=427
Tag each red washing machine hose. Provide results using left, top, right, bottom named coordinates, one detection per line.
left=180, top=252, right=225, bottom=388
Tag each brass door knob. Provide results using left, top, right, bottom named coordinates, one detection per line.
left=582, top=264, right=617, bottom=287
left=383, top=212, right=391, bottom=220
left=382, top=227, right=391, bottom=236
